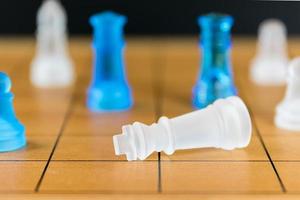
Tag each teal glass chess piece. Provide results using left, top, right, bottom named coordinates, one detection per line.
left=0, top=72, right=26, bottom=152
left=193, top=13, right=237, bottom=109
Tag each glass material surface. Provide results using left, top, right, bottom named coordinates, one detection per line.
left=0, top=72, right=26, bottom=152
left=87, top=11, right=133, bottom=112
left=193, top=13, right=237, bottom=109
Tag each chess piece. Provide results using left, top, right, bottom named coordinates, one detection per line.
left=250, top=19, right=288, bottom=85
left=113, top=96, right=251, bottom=161
left=0, top=72, right=26, bottom=152
left=87, top=11, right=133, bottom=112
left=31, top=0, right=75, bottom=88
left=193, top=13, right=237, bottom=109
left=275, top=57, right=300, bottom=130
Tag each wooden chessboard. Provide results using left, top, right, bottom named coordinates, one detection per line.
left=0, top=37, right=299, bottom=199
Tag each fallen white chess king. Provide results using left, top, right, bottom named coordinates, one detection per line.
left=113, top=96, right=252, bottom=161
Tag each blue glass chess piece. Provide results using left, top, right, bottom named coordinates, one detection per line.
left=0, top=72, right=26, bottom=152
left=87, top=11, right=133, bottom=112
left=193, top=13, right=237, bottom=109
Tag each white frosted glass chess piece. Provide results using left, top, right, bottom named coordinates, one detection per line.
left=275, top=58, right=300, bottom=131
left=113, top=96, right=252, bottom=161
left=31, top=0, right=75, bottom=88
left=250, top=19, right=288, bottom=85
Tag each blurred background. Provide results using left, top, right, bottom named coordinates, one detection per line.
left=0, top=0, right=299, bottom=36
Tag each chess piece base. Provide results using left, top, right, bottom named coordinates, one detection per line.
left=193, top=81, right=237, bottom=109
left=250, top=58, right=288, bottom=85
left=275, top=100, right=300, bottom=131
left=31, top=55, right=75, bottom=88
left=87, top=81, right=133, bottom=112
left=0, top=122, right=26, bottom=152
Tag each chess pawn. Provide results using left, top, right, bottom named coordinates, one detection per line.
left=193, top=13, right=237, bottom=109
left=275, top=58, right=300, bottom=130
left=0, top=72, right=26, bottom=152
left=114, top=96, right=251, bottom=161
left=31, top=0, right=75, bottom=88
left=87, top=11, right=133, bottom=112
left=250, top=19, right=288, bottom=85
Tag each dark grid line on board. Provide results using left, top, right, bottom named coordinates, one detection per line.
left=0, top=159, right=287, bottom=162
left=34, top=91, right=77, bottom=192
left=251, top=113, right=287, bottom=193
left=151, top=49, right=166, bottom=193
left=0, top=190, right=287, bottom=195
left=235, top=76, right=287, bottom=193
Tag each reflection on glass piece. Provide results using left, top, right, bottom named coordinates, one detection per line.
left=0, top=72, right=26, bottom=152
left=87, top=11, right=133, bottom=112
left=193, top=13, right=237, bottom=109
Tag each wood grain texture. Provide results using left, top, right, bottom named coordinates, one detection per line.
left=0, top=37, right=299, bottom=198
